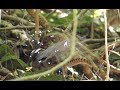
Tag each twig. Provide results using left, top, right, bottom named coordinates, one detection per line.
left=10, top=9, right=78, bottom=81
left=45, top=9, right=56, bottom=18
left=90, top=17, right=94, bottom=39
left=81, top=38, right=120, bottom=44
left=65, top=9, right=88, bottom=32
left=109, top=50, right=120, bottom=57
left=34, top=9, right=39, bottom=40
left=0, top=26, right=42, bottom=31
left=1, top=14, right=34, bottom=25
left=104, top=9, right=110, bottom=81
left=0, top=9, right=1, bottom=24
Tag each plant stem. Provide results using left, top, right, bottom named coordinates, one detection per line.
left=104, top=9, right=110, bottom=81
left=10, top=9, right=78, bottom=81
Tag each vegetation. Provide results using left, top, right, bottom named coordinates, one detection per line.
left=0, top=9, right=120, bottom=81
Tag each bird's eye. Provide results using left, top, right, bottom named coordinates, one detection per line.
left=48, top=62, right=51, bottom=65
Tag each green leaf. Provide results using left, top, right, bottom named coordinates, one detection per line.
left=0, top=44, right=14, bottom=54
left=16, top=59, right=28, bottom=68
left=1, top=53, right=28, bottom=68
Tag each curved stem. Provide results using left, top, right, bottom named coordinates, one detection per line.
left=104, top=9, right=110, bottom=81
left=10, top=9, right=78, bottom=81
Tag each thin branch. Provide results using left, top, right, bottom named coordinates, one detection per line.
left=65, top=9, right=88, bottom=32
left=10, top=9, right=78, bottom=81
left=109, top=50, right=120, bottom=57
left=1, top=14, right=34, bottom=25
left=104, top=9, right=110, bottom=81
left=26, top=9, right=48, bottom=29
left=90, top=17, right=94, bottom=39
left=0, top=9, right=1, bottom=24
left=45, top=9, right=56, bottom=18
left=81, top=38, right=120, bottom=44
left=34, top=9, right=39, bottom=40
left=0, top=26, right=42, bottom=31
